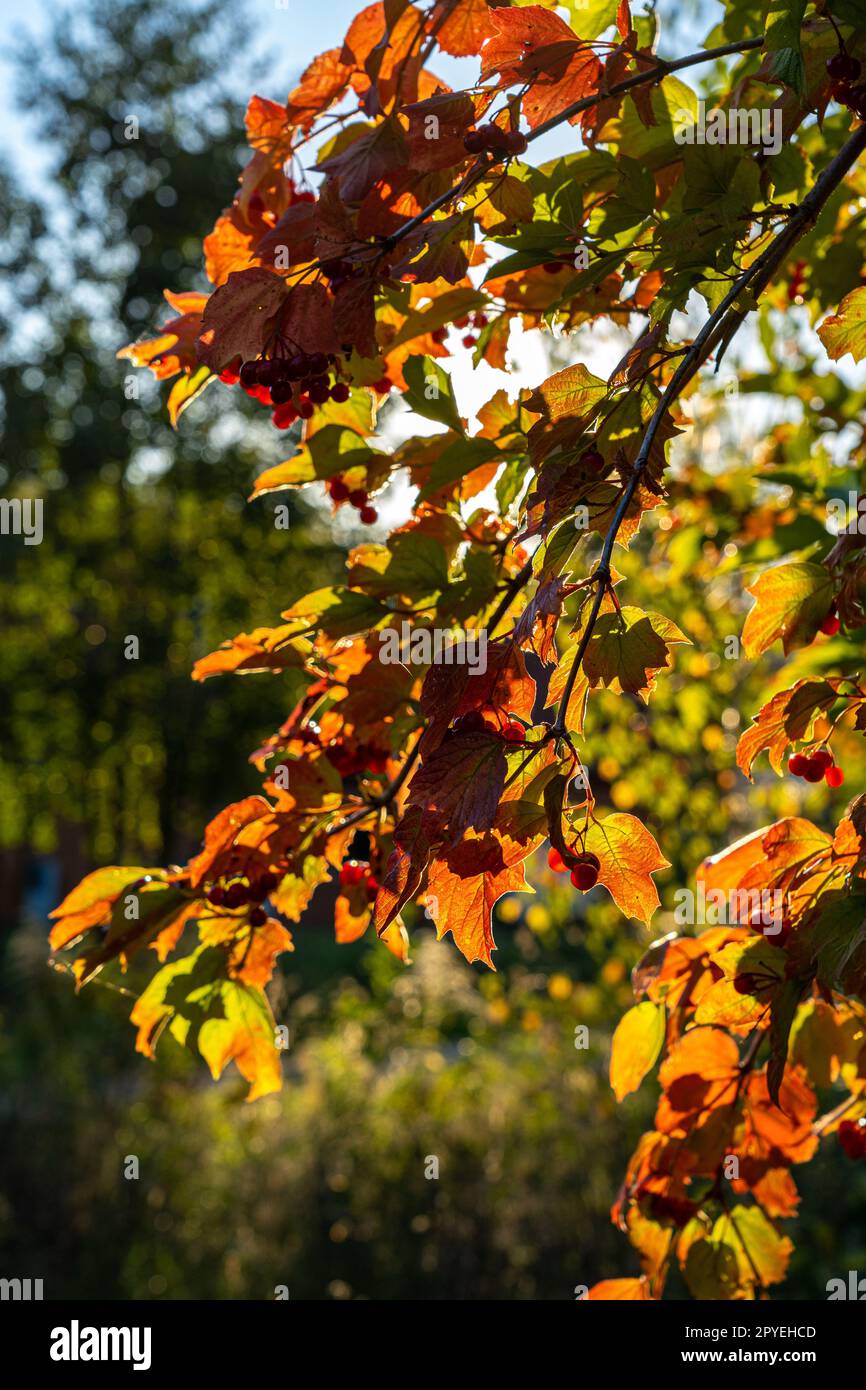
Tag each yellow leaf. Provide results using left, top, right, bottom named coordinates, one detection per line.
left=610, top=1000, right=666, bottom=1101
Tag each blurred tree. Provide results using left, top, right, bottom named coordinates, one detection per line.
left=0, top=0, right=340, bottom=931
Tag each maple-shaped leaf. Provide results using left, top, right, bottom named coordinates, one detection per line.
left=511, top=576, right=570, bottom=663
left=49, top=866, right=162, bottom=949
left=317, top=118, right=408, bottom=204
left=736, top=678, right=842, bottom=779
left=402, top=90, right=476, bottom=170
left=818, top=286, right=866, bottom=363
left=186, top=797, right=273, bottom=889
left=741, top=561, right=835, bottom=660
left=286, top=49, right=353, bottom=130
left=426, top=842, right=530, bottom=967
left=374, top=804, right=436, bottom=934
left=391, top=212, right=476, bottom=286
left=118, top=290, right=208, bottom=381
left=70, top=887, right=197, bottom=985
left=581, top=606, right=689, bottom=697
left=199, top=914, right=293, bottom=987
left=574, top=812, right=670, bottom=923
left=197, top=268, right=288, bottom=372
left=698, top=817, right=832, bottom=902
left=683, top=1207, right=792, bottom=1299
left=610, top=1000, right=666, bottom=1102
left=525, top=361, right=608, bottom=425
left=131, top=944, right=282, bottom=1102
left=407, top=729, right=508, bottom=835
left=480, top=5, right=603, bottom=131
left=430, top=0, right=497, bottom=56
left=191, top=625, right=314, bottom=681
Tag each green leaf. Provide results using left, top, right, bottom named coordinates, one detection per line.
left=403, top=355, right=465, bottom=433
left=582, top=606, right=690, bottom=697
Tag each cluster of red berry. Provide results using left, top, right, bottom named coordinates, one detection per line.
left=205, top=870, right=279, bottom=925
left=451, top=708, right=529, bottom=743
left=827, top=51, right=866, bottom=116
left=463, top=123, right=528, bottom=157
left=326, top=477, right=378, bottom=524
left=547, top=845, right=601, bottom=891
left=788, top=748, right=844, bottom=787
left=839, top=1116, right=866, bottom=1159
left=339, top=858, right=379, bottom=902
left=432, top=310, right=489, bottom=350
left=220, top=350, right=349, bottom=429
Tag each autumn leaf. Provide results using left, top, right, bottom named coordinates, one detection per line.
left=426, top=843, right=530, bottom=967
left=407, top=729, right=508, bottom=835
left=582, top=606, right=689, bottom=697
left=585, top=1277, right=651, bottom=1300
left=576, top=812, right=670, bottom=924
left=741, top=561, right=835, bottom=659
left=818, top=286, right=866, bottom=363
left=49, top=866, right=160, bottom=949
left=610, top=1000, right=666, bottom=1102
left=197, top=268, right=288, bottom=372
left=736, top=679, right=841, bottom=778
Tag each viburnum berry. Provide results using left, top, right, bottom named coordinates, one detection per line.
left=348, top=488, right=368, bottom=508
left=308, top=379, right=331, bottom=405
left=239, top=360, right=260, bottom=388
left=472, top=312, right=489, bottom=328
left=827, top=53, right=861, bottom=84
left=372, top=376, right=392, bottom=393
left=219, top=358, right=242, bottom=385
left=547, top=846, right=568, bottom=874
left=849, top=83, right=866, bottom=117
left=270, top=380, right=293, bottom=405
left=825, top=765, right=845, bottom=788
left=365, top=878, right=380, bottom=903
left=820, top=611, right=841, bottom=636
left=223, top=880, right=249, bottom=909
left=359, top=505, right=378, bottom=525
left=248, top=905, right=267, bottom=927
left=581, top=447, right=605, bottom=471
left=505, top=130, right=528, bottom=155
left=801, top=758, right=825, bottom=783
left=543, top=261, right=564, bottom=274
left=570, top=854, right=600, bottom=891
left=788, top=753, right=809, bottom=777
left=272, top=403, right=298, bottom=429
left=306, top=352, right=328, bottom=376
left=431, top=326, right=448, bottom=344
left=340, top=860, right=369, bottom=888
left=481, top=123, right=510, bottom=153
left=462, top=334, right=477, bottom=348
left=454, top=317, right=470, bottom=328
left=330, top=381, right=350, bottom=402
left=501, top=719, right=527, bottom=743
left=328, top=477, right=350, bottom=502
left=811, top=749, right=833, bottom=771
left=838, top=1117, right=866, bottom=1159
left=207, top=884, right=226, bottom=906
left=285, top=354, right=307, bottom=380
left=298, top=398, right=314, bottom=418
left=453, top=710, right=487, bottom=734
left=463, top=128, right=486, bottom=154
left=321, top=257, right=351, bottom=279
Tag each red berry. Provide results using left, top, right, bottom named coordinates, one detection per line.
left=547, top=847, right=568, bottom=874
left=820, top=612, right=841, bottom=636
left=224, top=881, right=249, bottom=908
left=454, top=317, right=470, bottom=328
left=501, top=720, right=526, bottom=743
left=372, top=376, right=392, bottom=393
left=272, top=404, right=298, bottom=429
left=219, top=358, right=242, bottom=385
left=481, top=123, right=509, bottom=153
left=248, top=905, right=267, bottom=927
left=207, top=884, right=226, bottom=906
left=285, top=354, right=307, bottom=380
left=543, top=261, right=564, bottom=274
left=298, top=399, right=314, bottom=419
left=330, top=381, right=350, bottom=402
left=464, top=129, right=486, bottom=154
left=827, top=53, right=861, bottom=84
left=581, top=448, right=605, bottom=471
left=340, top=860, right=369, bottom=888
left=472, top=312, right=489, bottom=327
left=359, top=505, right=378, bottom=525
left=505, top=130, right=528, bottom=155
left=308, top=379, right=331, bottom=405
left=365, top=878, right=380, bottom=903
left=788, top=753, right=808, bottom=777
left=321, top=258, right=351, bottom=279
left=306, top=352, right=328, bottom=376
left=328, top=478, right=350, bottom=503
left=811, top=749, right=833, bottom=771
left=849, top=83, right=866, bottom=117
left=431, top=327, right=448, bottom=343
left=570, top=858, right=599, bottom=891
left=348, top=488, right=368, bottom=508
left=462, top=334, right=477, bottom=348
left=825, top=765, right=845, bottom=788
left=838, top=1118, right=866, bottom=1159
left=802, top=758, right=825, bottom=783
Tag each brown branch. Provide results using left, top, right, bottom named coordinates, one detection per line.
left=550, top=121, right=866, bottom=738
